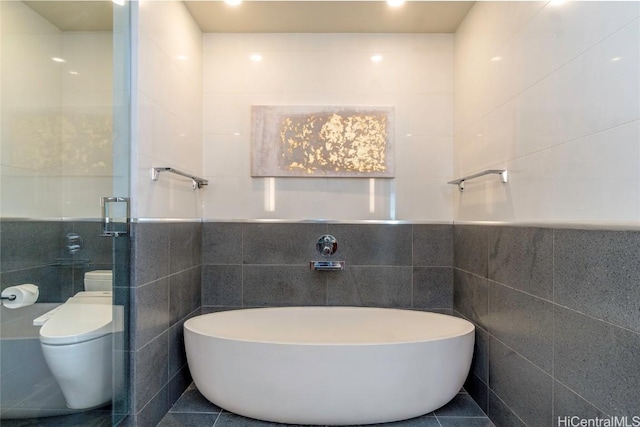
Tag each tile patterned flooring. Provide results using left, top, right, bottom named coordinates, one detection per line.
left=158, top=384, right=495, bottom=427
left=0, top=409, right=112, bottom=427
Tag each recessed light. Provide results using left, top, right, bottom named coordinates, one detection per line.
left=387, top=0, right=405, bottom=7
left=69, top=71, right=79, bottom=75
left=250, top=54, right=263, bottom=62
left=371, top=55, right=383, bottom=63
left=51, top=57, right=66, bottom=63
left=224, top=0, right=242, bottom=6
left=490, top=56, right=502, bottom=62
left=611, top=57, right=622, bottom=62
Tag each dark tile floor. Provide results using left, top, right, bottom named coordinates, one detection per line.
left=0, top=409, right=112, bottom=427
left=159, top=384, right=495, bottom=427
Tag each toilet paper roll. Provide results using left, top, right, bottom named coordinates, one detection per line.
left=1, top=284, right=39, bottom=309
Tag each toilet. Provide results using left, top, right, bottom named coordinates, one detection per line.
left=39, top=270, right=115, bottom=410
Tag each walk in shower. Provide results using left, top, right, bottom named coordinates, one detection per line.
left=0, top=1, right=131, bottom=425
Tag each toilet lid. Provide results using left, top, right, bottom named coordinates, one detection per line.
left=39, top=301, right=114, bottom=345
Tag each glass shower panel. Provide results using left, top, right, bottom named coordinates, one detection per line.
left=0, top=1, right=130, bottom=425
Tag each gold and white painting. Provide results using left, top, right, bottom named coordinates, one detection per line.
left=251, top=106, right=395, bottom=178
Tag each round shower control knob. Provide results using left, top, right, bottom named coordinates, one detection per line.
left=316, top=235, right=338, bottom=257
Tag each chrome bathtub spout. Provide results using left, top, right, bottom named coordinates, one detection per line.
left=310, top=261, right=345, bottom=271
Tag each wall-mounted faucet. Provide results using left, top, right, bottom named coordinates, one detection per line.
left=311, top=235, right=344, bottom=271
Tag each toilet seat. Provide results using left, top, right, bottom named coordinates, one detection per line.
left=39, top=293, right=113, bottom=345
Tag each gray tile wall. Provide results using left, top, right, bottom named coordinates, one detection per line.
left=130, top=221, right=202, bottom=427
left=1, top=219, right=130, bottom=424
left=0, top=221, right=63, bottom=304
left=131, top=221, right=640, bottom=427
left=454, top=225, right=640, bottom=427
left=201, top=222, right=454, bottom=313
left=0, top=220, right=112, bottom=304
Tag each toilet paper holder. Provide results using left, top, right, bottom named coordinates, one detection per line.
left=2, top=284, right=39, bottom=309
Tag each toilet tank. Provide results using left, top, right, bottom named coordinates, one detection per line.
left=84, top=270, right=113, bottom=292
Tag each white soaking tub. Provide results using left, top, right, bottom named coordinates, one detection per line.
left=184, top=307, right=475, bottom=425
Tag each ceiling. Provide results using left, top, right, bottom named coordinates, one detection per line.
left=24, top=1, right=473, bottom=33
left=185, top=1, right=475, bottom=33
left=24, top=1, right=114, bottom=32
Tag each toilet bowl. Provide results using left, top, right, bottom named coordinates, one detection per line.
left=38, top=271, right=116, bottom=410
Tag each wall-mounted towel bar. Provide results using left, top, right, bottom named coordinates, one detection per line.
left=151, top=167, right=209, bottom=190
left=448, top=169, right=507, bottom=192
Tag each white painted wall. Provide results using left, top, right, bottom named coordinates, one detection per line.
left=201, top=33, right=454, bottom=221
left=454, top=1, right=640, bottom=225
left=132, top=0, right=203, bottom=219
left=60, top=32, right=113, bottom=219
left=4, top=2, right=638, bottom=225
left=1, top=2, right=116, bottom=220
left=0, top=1, right=62, bottom=219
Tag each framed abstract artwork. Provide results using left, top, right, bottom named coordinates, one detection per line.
left=251, top=105, right=395, bottom=178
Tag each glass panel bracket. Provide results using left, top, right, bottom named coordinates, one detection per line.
left=101, top=196, right=130, bottom=237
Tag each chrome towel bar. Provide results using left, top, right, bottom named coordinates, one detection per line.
left=448, top=169, right=507, bottom=192
left=151, top=167, right=209, bottom=190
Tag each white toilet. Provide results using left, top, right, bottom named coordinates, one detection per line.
left=39, top=270, right=116, bottom=410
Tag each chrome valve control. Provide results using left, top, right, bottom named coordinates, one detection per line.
left=316, top=235, right=337, bottom=257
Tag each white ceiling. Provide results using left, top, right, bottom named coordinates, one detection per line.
left=185, top=1, right=475, bottom=33
left=24, top=1, right=114, bottom=32
left=24, top=1, right=474, bottom=33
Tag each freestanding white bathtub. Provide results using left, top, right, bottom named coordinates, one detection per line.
left=184, top=307, right=475, bottom=425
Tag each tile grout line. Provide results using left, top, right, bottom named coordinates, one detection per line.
left=166, top=226, right=172, bottom=416
left=485, top=225, right=491, bottom=423
left=211, top=410, right=222, bottom=427
left=241, top=224, right=245, bottom=308
left=489, top=389, right=529, bottom=427
left=410, top=225, right=414, bottom=308
left=552, top=228, right=556, bottom=422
